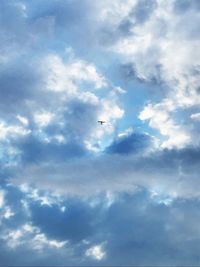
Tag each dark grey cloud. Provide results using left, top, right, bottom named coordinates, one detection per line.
left=30, top=199, right=94, bottom=243
left=106, top=131, right=153, bottom=155
left=15, top=136, right=86, bottom=164
left=130, top=0, right=157, bottom=24
left=0, top=60, right=41, bottom=116
left=174, top=0, right=200, bottom=13
left=100, top=192, right=200, bottom=266
left=2, top=186, right=200, bottom=266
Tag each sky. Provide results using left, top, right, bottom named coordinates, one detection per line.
left=0, top=0, right=200, bottom=266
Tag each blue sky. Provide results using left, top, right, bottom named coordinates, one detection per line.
left=1, top=0, right=200, bottom=265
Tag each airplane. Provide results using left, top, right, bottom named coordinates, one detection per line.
left=98, top=120, right=106, bottom=125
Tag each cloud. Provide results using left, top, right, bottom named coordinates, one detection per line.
left=106, top=128, right=155, bottom=154
left=1, top=0, right=200, bottom=265
left=0, top=1, right=29, bottom=62
left=1, top=185, right=200, bottom=266
left=10, top=145, right=200, bottom=201
left=109, top=0, right=200, bottom=148
left=42, top=54, right=107, bottom=93
left=190, top=112, right=200, bottom=121
left=85, top=244, right=106, bottom=261
left=130, top=0, right=157, bottom=24
left=0, top=190, right=5, bottom=208
left=0, top=49, right=124, bottom=165
left=173, top=0, right=200, bottom=13
left=139, top=100, right=191, bottom=148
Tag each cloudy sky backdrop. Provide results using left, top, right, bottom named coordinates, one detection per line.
left=1, top=0, right=200, bottom=265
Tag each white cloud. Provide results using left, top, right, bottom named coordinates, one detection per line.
left=150, top=190, right=174, bottom=206
left=19, top=184, right=63, bottom=207
left=4, top=224, right=37, bottom=248
left=96, top=0, right=136, bottom=26
left=42, top=55, right=107, bottom=94
left=3, top=207, right=15, bottom=219
left=54, top=134, right=66, bottom=144
left=139, top=101, right=190, bottom=149
left=16, top=115, right=29, bottom=126
left=33, top=233, right=67, bottom=250
left=67, top=61, right=107, bottom=89
left=0, top=121, right=30, bottom=140
left=3, top=223, right=67, bottom=250
left=190, top=113, right=200, bottom=121
left=34, top=111, right=54, bottom=127
left=0, top=190, right=5, bottom=208
left=86, top=244, right=106, bottom=261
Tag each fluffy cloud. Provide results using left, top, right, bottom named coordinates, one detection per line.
left=85, top=244, right=106, bottom=261
left=139, top=100, right=191, bottom=148
left=0, top=49, right=124, bottom=166
left=109, top=0, right=200, bottom=148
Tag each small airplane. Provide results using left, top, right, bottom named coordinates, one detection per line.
left=98, top=120, right=106, bottom=125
